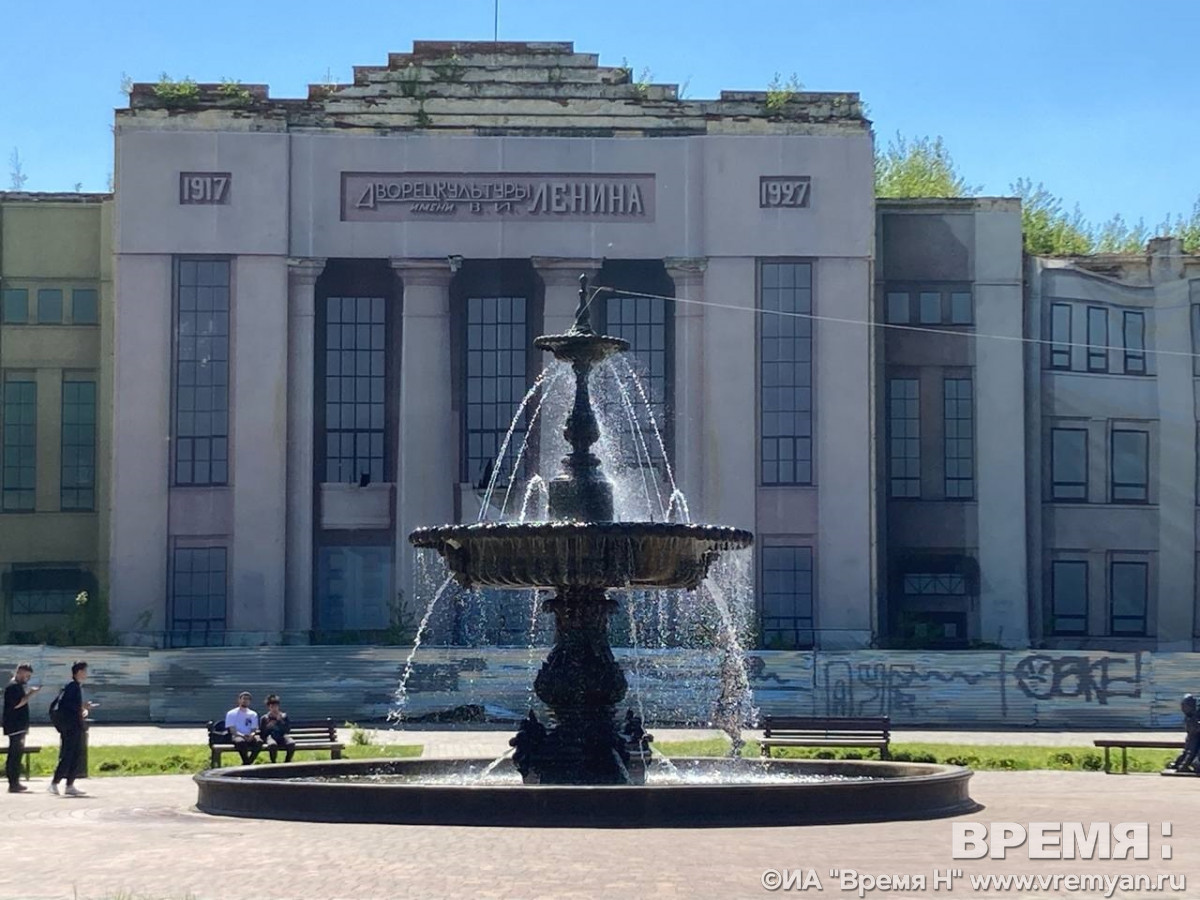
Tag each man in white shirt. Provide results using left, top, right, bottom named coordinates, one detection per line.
left=223, top=691, right=262, bottom=765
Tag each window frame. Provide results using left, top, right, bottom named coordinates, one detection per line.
left=1109, top=559, right=1148, bottom=636
left=1110, top=427, right=1149, bottom=504
left=1049, top=302, right=1072, bottom=370
left=60, top=377, right=97, bottom=511
left=1, top=373, right=37, bottom=512
left=2, top=288, right=29, bottom=324
left=1122, top=310, right=1146, bottom=375
left=758, top=260, right=814, bottom=486
left=887, top=377, right=920, bottom=498
left=943, top=376, right=974, bottom=500
left=759, top=543, right=815, bottom=650
left=171, top=257, right=231, bottom=487
left=1050, top=559, right=1088, bottom=636
left=168, top=545, right=228, bottom=648
left=321, top=295, right=388, bottom=485
left=36, top=288, right=64, bottom=324
left=1050, top=427, right=1089, bottom=502
left=71, top=288, right=99, bottom=326
left=1086, top=306, right=1108, bottom=373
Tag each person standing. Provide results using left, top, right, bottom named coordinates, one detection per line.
left=224, top=692, right=262, bottom=765
left=50, top=661, right=95, bottom=796
left=3, top=663, right=39, bottom=793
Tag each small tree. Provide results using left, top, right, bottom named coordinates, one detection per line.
left=875, top=133, right=977, bottom=199
left=1009, top=178, right=1093, bottom=256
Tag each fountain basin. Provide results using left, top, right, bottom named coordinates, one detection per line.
left=195, top=757, right=976, bottom=827
left=410, top=521, right=754, bottom=591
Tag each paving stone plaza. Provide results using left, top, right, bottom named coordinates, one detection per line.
left=0, top=728, right=1194, bottom=899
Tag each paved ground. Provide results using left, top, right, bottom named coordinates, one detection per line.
left=19, top=724, right=1174, bottom=756
left=0, top=769, right=1194, bottom=899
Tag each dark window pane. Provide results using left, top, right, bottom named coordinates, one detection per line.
left=1122, top=311, right=1146, bottom=375
left=760, top=545, right=814, bottom=649
left=464, top=296, right=528, bottom=488
left=61, top=380, right=97, bottom=510
left=169, top=547, right=227, bottom=647
left=1050, top=303, right=1072, bottom=369
left=886, top=292, right=909, bottom=324
left=950, top=291, right=973, bottom=325
left=37, top=289, right=63, bottom=324
left=1051, top=428, right=1088, bottom=501
left=1111, top=429, right=1148, bottom=502
left=2, top=289, right=28, bottom=324
left=919, top=291, right=941, bottom=324
left=2, top=378, right=36, bottom=511
left=321, top=295, right=388, bottom=485
left=1086, top=307, right=1108, bottom=372
left=887, top=378, right=919, bottom=498
left=1110, top=561, right=1147, bottom=635
left=72, top=289, right=99, bottom=325
left=1051, top=561, right=1088, bottom=635
left=943, top=378, right=973, bottom=499
left=759, top=263, right=813, bottom=485
left=174, top=260, right=230, bottom=485
left=317, top=546, right=392, bottom=631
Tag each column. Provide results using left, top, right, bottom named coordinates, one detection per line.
left=533, top=258, right=601, bottom=479
left=665, top=257, right=707, bottom=516
left=392, top=259, right=456, bottom=616
left=285, top=257, right=325, bottom=642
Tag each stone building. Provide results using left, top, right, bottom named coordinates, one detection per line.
left=0, top=192, right=112, bottom=641
left=109, top=41, right=875, bottom=648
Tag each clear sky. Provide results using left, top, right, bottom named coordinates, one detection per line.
left=2, top=0, right=1197, bottom=226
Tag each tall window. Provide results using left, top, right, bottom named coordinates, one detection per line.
left=174, top=259, right=229, bottom=486
left=324, top=296, right=386, bottom=484
left=1087, top=307, right=1108, bottom=372
left=2, top=375, right=36, bottom=511
left=887, top=378, right=920, bottom=498
left=1050, top=303, right=1072, bottom=369
left=1050, top=560, right=1088, bottom=635
left=61, top=379, right=96, bottom=511
left=1110, top=560, right=1147, bottom=635
left=1111, top=428, right=1149, bottom=503
left=761, top=545, right=814, bottom=649
left=600, top=294, right=671, bottom=468
left=943, top=377, right=974, bottom=499
left=1122, top=311, right=1145, bottom=375
left=759, top=262, right=813, bottom=485
left=1192, top=305, right=1200, bottom=377
left=464, top=296, right=528, bottom=487
left=1051, top=428, right=1088, bottom=501
left=169, top=547, right=227, bottom=647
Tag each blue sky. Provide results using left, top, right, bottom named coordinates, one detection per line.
left=2, top=0, right=1197, bottom=226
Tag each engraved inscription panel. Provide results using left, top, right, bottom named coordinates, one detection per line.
left=759, top=176, right=811, bottom=209
left=179, top=173, right=231, bottom=205
left=341, top=172, right=655, bottom=222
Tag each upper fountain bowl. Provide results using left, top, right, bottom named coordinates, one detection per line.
left=409, top=520, right=753, bottom=591
left=534, top=331, right=629, bottom=366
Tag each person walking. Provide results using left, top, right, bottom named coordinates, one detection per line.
left=3, top=663, right=39, bottom=793
left=49, top=661, right=95, bottom=796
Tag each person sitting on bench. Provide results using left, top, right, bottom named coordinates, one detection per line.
left=224, top=691, right=262, bottom=765
left=1169, top=694, right=1200, bottom=773
left=259, top=694, right=296, bottom=763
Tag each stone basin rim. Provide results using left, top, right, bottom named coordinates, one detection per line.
left=409, top=521, right=756, bottom=547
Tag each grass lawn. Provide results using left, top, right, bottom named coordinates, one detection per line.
left=654, top=738, right=1178, bottom=773
left=25, top=742, right=422, bottom=778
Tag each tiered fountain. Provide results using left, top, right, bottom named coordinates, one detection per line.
left=195, top=276, right=975, bottom=825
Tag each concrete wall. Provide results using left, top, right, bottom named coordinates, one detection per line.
left=0, top=643, right=1188, bottom=730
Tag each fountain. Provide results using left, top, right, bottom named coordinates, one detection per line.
left=195, top=276, right=976, bottom=825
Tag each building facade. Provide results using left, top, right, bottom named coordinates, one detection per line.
left=0, top=192, right=112, bottom=641
left=109, top=42, right=875, bottom=648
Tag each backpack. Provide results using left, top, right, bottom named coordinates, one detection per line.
left=48, top=688, right=66, bottom=733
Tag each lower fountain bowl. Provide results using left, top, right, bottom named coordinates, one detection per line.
left=195, top=757, right=976, bottom=827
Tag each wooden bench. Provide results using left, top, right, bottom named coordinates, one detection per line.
left=206, top=719, right=345, bottom=767
left=1093, top=738, right=1183, bottom=774
left=16, top=745, right=41, bottom=781
left=759, top=716, right=891, bottom=760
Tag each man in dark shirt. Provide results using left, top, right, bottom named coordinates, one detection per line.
left=260, top=694, right=297, bottom=763
left=50, top=661, right=95, bottom=797
left=3, top=663, right=39, bottom=793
